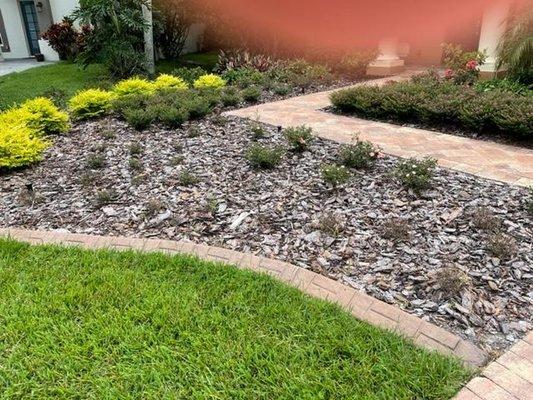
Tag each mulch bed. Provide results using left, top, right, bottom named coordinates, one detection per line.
left=1, top=115, right=531, bottom=355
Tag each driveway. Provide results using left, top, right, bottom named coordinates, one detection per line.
left=0, top=58, right=56, bottom=76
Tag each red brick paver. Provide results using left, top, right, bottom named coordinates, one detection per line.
left=454, top=331, right=533, bottom=400
left=0, top=227, right=490, bottom=369
left=225, top=72, right=533, bottom=187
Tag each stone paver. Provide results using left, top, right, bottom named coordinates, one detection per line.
left=454, top=331, right=533, bottom=400
left=0, top=227, right=489, bottom=369
left=0, top=58, right=55, bottom=76
left=225, top=71, right=533, bottom=187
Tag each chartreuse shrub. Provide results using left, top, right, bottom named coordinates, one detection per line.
left=68, top=89, right=116, bottom=120
left=193, top=74, right=226, bottom=89
left=153, top=74, right=188, bottom=91
left=0, top=97, right=70, bottom=135
left=113, top=77, right=155, bottom=96
left=0, top=122, right=50, bottom=169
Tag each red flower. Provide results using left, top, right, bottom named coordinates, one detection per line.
left=444, top=69, right=455, bottom=79
left=466, top=60, right=478, bottom=70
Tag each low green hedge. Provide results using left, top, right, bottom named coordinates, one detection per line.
left=330, top=79, right=533, bottom=137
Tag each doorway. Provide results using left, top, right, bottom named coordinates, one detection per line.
left=20, top=0, right=41, bottom=55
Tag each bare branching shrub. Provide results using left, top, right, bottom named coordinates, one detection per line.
left=487, top=233, right=518, bottom=259
left=471, top=207, right=501, bottom=232
left=380, top=218, right=411, bottom=242
left=435, top=265, right=471, bottom=297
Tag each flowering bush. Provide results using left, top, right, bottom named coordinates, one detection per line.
left=284, top=125, right=314, bottom=152
left=153, top=74, right=188, bottom=91
left=69, top=89, right=117, bottom=120
left=394, top=157, right=437, bottom=193
left=441, top=43, right=486, bottom=85
left=113, top=77, right=155, bottom=96
left=193, top=74, right=227, bottom=89
left=0, top=118, right=50, bottom=169
left=339, top=138, right=380, bottom=169
left=321, top=164, right=351, bottom=188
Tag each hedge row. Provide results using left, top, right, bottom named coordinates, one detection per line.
left=330, top=80, right=532, bottom=137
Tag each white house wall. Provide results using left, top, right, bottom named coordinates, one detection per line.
left=49, top=0, right=78, bottom=23
left=0, top=0, right=31, bottom=58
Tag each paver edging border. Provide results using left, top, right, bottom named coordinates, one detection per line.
left=0, top=227, right=489, bottom=368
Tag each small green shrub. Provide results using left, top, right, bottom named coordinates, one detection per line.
left=172, top=66, right=207, bottom=84
left=339, top=138, right=379, bottom=169
left=321, top=164, right=350, bottom=188
left=159, top=107, right=189, bottom=128
left=272, top=83, right=292, bottom=96
left=86, top=153, right=106, bottom=169
left=69, top=89, right=116, bottom=120
left=284, top=125, right=314, bottom=152
left=394, top=157, right=437, bottom=193
left=221, top=87, right=241, bottom=107
left=178, top=169, right=200, bottom=186
left=129, top=157, right=143, bottom=171
left=193, top=74, right=226, bottom=89
left=339, top=49, right=377, bottom=77
left=123, top=108, right=154, bottom=131
left=222, top=67, right=265, bottom=88
left=186, top=96, right=213, bottom=119
left=242, top=85, right=262, bottom=103
left=112, top=93, right=152, bottom=115
left=246, top=144, right=284, bottom=169
left=129, top=142, right=143, bottom=156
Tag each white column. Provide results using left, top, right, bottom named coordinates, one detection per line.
left=478, top=0, right=511, bottom=77
left=367, top=37, right=405, bottom=76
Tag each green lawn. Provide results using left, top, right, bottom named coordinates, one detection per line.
left=0, top=239, right=471, bottom=399
left=0, top=62, right=108, bottom=110
left=156, top=51, right=219, bottom=74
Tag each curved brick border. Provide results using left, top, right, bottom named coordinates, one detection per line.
left=0, top=227, right=488, bottom=368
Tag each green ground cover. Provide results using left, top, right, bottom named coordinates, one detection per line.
left=0, top=239, right=471, bottom=399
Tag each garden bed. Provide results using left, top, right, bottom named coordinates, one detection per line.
left=1, top=115, right=531, bottom=354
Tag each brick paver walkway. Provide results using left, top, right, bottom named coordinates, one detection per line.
left=454, top=332, right=533, bottom=400
left=226, top=73, right=533, bottom=187
left=3, top=228, right=533, bottom=398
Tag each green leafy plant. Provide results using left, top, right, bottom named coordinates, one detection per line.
left=72, top=0, right=147, bottom=78
left=339, top=138, right=380, bottom=169
left=113, top=77, right=155, bottom=97
left=394, top=157, right=437, bottom=193
left=221, top=86, right=241, bottom=106
left=158, top=107, right=189, bottom=128
left=497, top=9, right=533, bottom=84
left=339, top=49, right=377, bottom=78
left=441, top=43, right=486, bottom=85
left=284, top=125, right=313, bottom=152
left=6, top=97, right=70, bottom=135
left=172, top=66, right=208, bottom=84
left=246, top=144, right=284, bottom=169
left=321, top=164, right=350, bottom=188
left=86, top=153, right=106, bottom=169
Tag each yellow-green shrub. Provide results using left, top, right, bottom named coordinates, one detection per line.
left=153, top=74, right=188, bottom=90
left=6, top=97, right=70, bottom=135
left=193, top=74, right=226, bottom=89
left=113, top=77, right=155, bottom=96
left=69, top=89, right=117, bottom=120
left=0, top=122, right=50, bottom=169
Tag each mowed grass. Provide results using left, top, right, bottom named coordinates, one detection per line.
left=0, top=239, right=471, bottom=399
left=0, top=62, right=107, bottom=110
